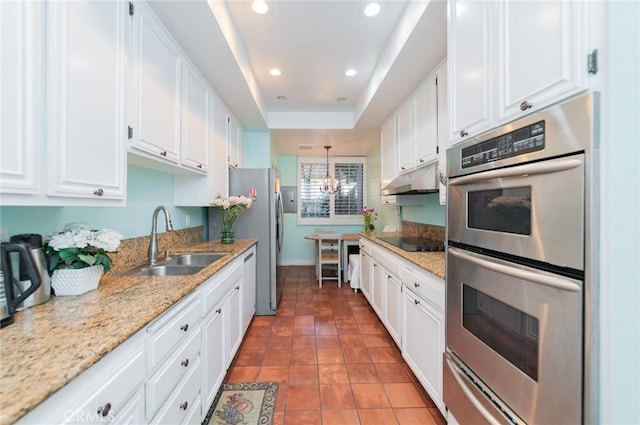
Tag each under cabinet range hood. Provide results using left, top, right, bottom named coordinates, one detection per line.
left=380, top=163, right=439, bottom=195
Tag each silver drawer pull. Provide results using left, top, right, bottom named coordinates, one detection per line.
left=216, top=308, right=222, bottom=314
left=414, top=299, right=420, bottom=305
left=181, top=358, right=189, bottom=367
left=97, top=402, right=111, bottom=417
left=414, top=282, right=420, bottom=288
left=93, top=188, right=104, bottom=197
left=180, top=323, right=189, bottom=332
left=180, top=401, right=188, bottom=411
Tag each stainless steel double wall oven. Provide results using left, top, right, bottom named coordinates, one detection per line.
left=444, top=93, right=599, bottom=424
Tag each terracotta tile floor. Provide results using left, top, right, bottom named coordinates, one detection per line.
left=224, top=266, right=447, bottom=425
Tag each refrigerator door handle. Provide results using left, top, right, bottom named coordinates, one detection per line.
left=277, top=192, right=284, bottom=253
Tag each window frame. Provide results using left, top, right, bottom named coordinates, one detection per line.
left=297, top=156, right=367, bottom=226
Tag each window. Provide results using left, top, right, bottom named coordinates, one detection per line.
left=298, top=157, right=367, bottom=225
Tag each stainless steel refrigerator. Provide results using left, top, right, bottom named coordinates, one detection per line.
left=208, top=167, right=283, bottom=315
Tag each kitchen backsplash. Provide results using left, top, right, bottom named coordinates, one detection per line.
left=109, top=226, right=204, bottom=274
left=402, top=220, right=445, bottom=243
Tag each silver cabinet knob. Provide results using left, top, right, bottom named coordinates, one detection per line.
left=97, top=402, right=111, bottom=417
left=460, top=130, right=469, bottom=138
left=180, top=323, right=189, bottom=332
left=414, top=299, right=420, bottom=305
left=520, top=101, right=533, bottom=111
left=181, top=358, right=189, bottom=367
left=93, top=188, right=104, bottom=197
left=160, top=151, right=167, bottom=157
left=180, top=401, right=188, bottom=411
left=414, top=282, right=420, bottom=288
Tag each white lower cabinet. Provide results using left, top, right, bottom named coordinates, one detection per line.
left=358, top=238, right=446, bottom=416
left=401, top=267, right=446, bottom=417
left=242, top=247, right=257, bottom=334
left=17, top=247, right=258, bottom=425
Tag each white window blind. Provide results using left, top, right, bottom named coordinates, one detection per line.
left=300, top=162, right=330, bottom=219
left=298, top=157, right=367, bottom=225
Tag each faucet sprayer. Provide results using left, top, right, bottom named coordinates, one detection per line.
left=148, top=206, right=174, bottom=265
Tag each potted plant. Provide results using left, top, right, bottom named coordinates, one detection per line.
left=45, top=222, right=123, bottom=296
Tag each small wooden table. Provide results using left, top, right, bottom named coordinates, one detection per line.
left=304, top=233, right=361, bottom=280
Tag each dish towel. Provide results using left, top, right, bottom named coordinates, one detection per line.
left=348, top=254, right=360, bottom=293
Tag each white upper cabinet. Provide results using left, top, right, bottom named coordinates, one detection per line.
left=413, top=75, right=438, bottom=167
left=436, top=64, right=449, bottom=205
left=227, top=115, right=244, bottom=169
left=211, top=99, right=229, bottom=198
left=0, top=1, right=43, bottom=198
left=181, top=60, right=209, bottom=173
left=396, top=100, right=414, bottom=173
left=448, top=0, right=492, bottom=143
left=46, top=0, right=128, bottom=201
left=380, top=115, right=397, bottom=190
left=495, top=0, right=586, bottom=123
left=1, top=0, right=127, bottom=206
left=131, top=0, right=181, bottom=164
left=448, top=0, right=590, bottom=144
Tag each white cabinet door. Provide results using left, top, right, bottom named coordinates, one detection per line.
left=371, top=264, right=384, bottom=317
left=402, top=288, right=445, bottom=415
left=227, top=116, right=240, bottom=169
left=202, top=303, right=225, bottom=418
left=436, top=63, right=449, bottom=205
left=242, top=248, right=256, bottom=334
left=226, top=283, right=242, bottom=366
left=132, top=1, right=181, bottom=164
left=380, top=115, right=397, bottom=190
left=360, top=253, right=372, bottom=303
left=45, top=0, right=127, bottom=201
left=496, top=0, right=586, bottom=123
left=448, top=0, right=492, bottom=143
left=0, top=1, right=43, bottom=197
left=413, top=76, right=438, bottom=166
left=396, top=100, right=414, bottom=173
left=211, top=98, right=229, bottom=199
left=181, top=60, right=209, bottom=173
left=384, top=274, right=402, bottom=347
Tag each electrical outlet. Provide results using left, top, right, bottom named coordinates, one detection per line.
left=185, top=214, right=190, bottom=226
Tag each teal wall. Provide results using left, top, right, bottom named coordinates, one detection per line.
left=245, top=132, right=273, bottom=168
left=402, top=193, right=446, bottom=226
left=0, top=165, right=205, bottom=240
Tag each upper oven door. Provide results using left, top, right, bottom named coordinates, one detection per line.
left=447, top=153, right=584, bottom=270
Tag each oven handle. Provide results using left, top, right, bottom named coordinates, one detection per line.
left=448, top=247, right=581, bottom=292
left=449, top=157, right=583, bottom=186
left=445, top=355, right=504, bottom=425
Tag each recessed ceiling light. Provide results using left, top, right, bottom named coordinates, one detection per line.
left=270, top=68, right=282, bottom=76
left=276, top=95, right=287, bottom=100
left=345, top=69, right=357, bottom=77
left=363, top=2, right=380, bottom=17
left=336, top=97, right=348, bottom=102
left=252, top=0, right=269, bottom=14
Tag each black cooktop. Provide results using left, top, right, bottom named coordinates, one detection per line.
left=378, top=235, right=445, bottom=252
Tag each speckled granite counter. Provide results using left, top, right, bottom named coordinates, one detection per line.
left=0, top=239, right=256, bottom=425
left=360, top=232, right=446, bottom=279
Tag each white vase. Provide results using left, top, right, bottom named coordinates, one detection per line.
left=52, top=265, right=103, bottom=296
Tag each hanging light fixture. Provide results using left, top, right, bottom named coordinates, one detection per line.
left=321, top=145, right=337, bottom=194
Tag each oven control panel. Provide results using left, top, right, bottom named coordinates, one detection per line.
left=461, top=121, right=545, bottom=168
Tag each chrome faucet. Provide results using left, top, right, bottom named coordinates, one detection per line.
left=148, top=206, right=174, bottom=265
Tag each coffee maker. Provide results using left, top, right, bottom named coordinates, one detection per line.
left=1, top=234, right=51, bottom=327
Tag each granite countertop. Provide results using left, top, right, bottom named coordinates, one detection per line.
left=0, top=239, right=257, bottom=425
left=360, top=232, right=446, bottom=279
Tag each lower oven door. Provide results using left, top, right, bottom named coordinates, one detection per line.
left=446, top=247, right=583, bottom=424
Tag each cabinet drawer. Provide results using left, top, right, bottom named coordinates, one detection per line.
left=201, top=261, right=242, bottom=314
left=372, top=245, right=402, bottom=277
left=147, top=295, right=202, bottom=370
left=146, top=327, right=201, bottom=418
left=359, top=239, right=373, bottom=256
left=402, top=266, right=444, bottom=311
left=150, top=357, right=201, bottom=425
left=72, top=348, right=145, bottom=424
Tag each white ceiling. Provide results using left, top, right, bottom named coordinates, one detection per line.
left=148, top=0, right=447, bottom=156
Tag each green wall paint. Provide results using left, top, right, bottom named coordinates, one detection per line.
left=0, top=165, right=205, bottom=240
left=245, top=132, right=272, bottom=168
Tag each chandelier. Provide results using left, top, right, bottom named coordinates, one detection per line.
left=321, top=145, right=338, bottom=194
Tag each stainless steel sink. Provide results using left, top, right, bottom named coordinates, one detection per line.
left=165, top=253, right=228, bottom=266
left=130, top=264, right=205, bottom=276
left=121, top=252, right=228, bottom=277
